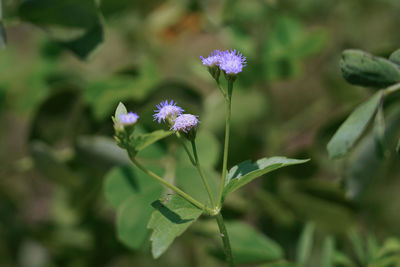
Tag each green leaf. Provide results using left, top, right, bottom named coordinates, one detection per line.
left=258, top=261, right=299, bottom=267
left=373, top=101, right=386, bottom=157
left=175, top=162, right=219, bottom=205
left=396, top=137, right=400, bottom=158
left=113, top=102, right=127, bottom=123
left=133, top=130, right=173, bottom=153
left=376, top=238, right=400, bottom=259
left=389, top=48, right=400, bottom=66
left=333, top=251, right=356, bottom=267
left=327, top=91, right=383, bottom=159
left=147, top=195, right=202, bottom=258
left=349, top=231, right=366, bottom=265
left=223, top=157, right=309, bottom=199
left=117, top=188, right=162, bottom=249
left=321, top=236, right=335, bottom=267
left=18, top=0, right=103, bottom=59
left=104, top=166, right=163, bottom=249
left=0, top=0, right=5, bottom=48
left=226, top=221, right=283, bottom=263
left=296, top=222, right=315, bottom=266
left=30, top=141, right=80, bottom=188
left=340, top=49, right=400, bottom=88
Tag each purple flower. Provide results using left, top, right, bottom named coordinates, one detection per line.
left=153, top=100, right=184, bottom=124
left=200, top=50, right=222, bottom=67
left=218, top=49, right=246, bottom=75
left=171, top=114, right=199, bottom=133
left=119, top=112, right=139, bottom=125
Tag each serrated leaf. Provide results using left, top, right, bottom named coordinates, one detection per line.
left=117, top=187, right=162, bottom=249
left=104, top=166, right=163, bottom=249
left=132, top=130, right=173, bottom=153
left=296, top=222, right=315, bottom=267
left=223, top=157, right=309, bottom=199
left=225, top=221, right=283, bottom=263
left=327, top=91, right=383, bottom=159
left=147, top=195, right=202, bottom=258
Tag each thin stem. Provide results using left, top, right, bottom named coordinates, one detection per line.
left=215, top=213, right=235, bottom=267
left=218, top=81, right=233, bottom=207
left=384, top=83, right=400, bottom=96
left=176, top=132, right=196, bottom=166
left=191, top=140, right=217, bottom=208
left=128, top=153, right=213, bottom=214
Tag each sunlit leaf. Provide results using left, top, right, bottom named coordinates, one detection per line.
left=327, top=91, right=383, bottom=159
left=223, top=157, right=309, bottom=200
left=147, top=195, right=202, bottom=258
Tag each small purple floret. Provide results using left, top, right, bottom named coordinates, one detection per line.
left=200, top=50, right=222, bottom=67
left=119, top=112, right=139, bottom=125
left=218, top=49, right=246, bottom=74
left=171, top=114, right=199, bottom=133
left=153, top=100, right=184, bottom=124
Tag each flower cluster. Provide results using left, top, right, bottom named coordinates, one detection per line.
left=119, top=112, right=139, bottom=125
left=153, top=100, right=184, bottom=123
left=200, top=49, right=246, bottom=78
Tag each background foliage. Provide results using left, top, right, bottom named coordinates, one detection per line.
left=1, top=0, right=400, bottom=266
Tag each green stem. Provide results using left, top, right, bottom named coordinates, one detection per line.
left=128, top=153, right=212, bottom=214
left=218, top=81, right=233, bottom=207
left=384, top=83, right=400, bottom=96
left=176, top=132, right=196, bottom=166
left=215, top=213, right=235, bottom=267
left=191, top=140, right=217, bottom=208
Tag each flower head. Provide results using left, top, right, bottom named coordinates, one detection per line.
left=200, top=50, right=222, bottom=67
left=171, top=114, right=199, bottom=140
left=119, top=112, right=139, bottom=125
left=218, top=49, right=246, bottom=75
left=153, top=100, right=184, bottom=124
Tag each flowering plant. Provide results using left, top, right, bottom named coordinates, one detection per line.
left=110, top=49, right=308, bottom=266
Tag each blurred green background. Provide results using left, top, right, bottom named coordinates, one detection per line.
left=1, top=0, right=400, bottom=266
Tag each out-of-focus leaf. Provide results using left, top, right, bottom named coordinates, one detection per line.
left=396, top=137, right=400, bottom=158
left=31, top=141, right=80, bottom=188
left=258, top=261, right=299, bottom=267
left=77, top=136, right=131, bottom=168
left=327, top=91, right=383, bottom=159
left=263, top=16, right=328, bottom=80
left=104, top=165, right=163, bottom=249
left=376, top=238, right=400, bottom=259
left=280, top=181, right=354, bottom=233
left=0, top=13, right=6, bottom=47
left=321, top=236, right=335, bottom=267
left=296, top=222, right=315, bottom=267
left=389, top=48, right=400, bottom=66
left=223, top=157, right=309, bottom=200
left=147, top=195, right=202, bottom=258
left=58, top=23, right=103, bottom=59
left=133, top=130, right=173, bottom=153
left=349, top=231, right=366, bottom=266
left=18, top=0, right=103, bottom=59
left=175, top=162, right=219, bottom=206
left=340, top=49, right=400, bottom=88
left=84, top=59, right=159, bottom=120
left=345, top=105, right=400, bottom=199
left=224, top=221, right=283, bottom=263
left=333, top=251, right=356, bottom=267
left=373, top=102, right=386, bottom=157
